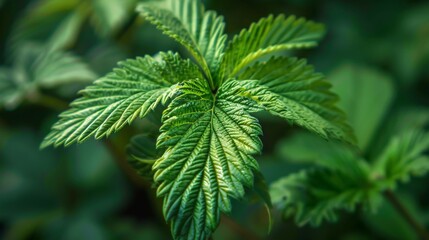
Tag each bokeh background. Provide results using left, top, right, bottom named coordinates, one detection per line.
left=0, top=0, right=428, bottom=239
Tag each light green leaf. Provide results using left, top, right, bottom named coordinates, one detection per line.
left=220, top=14, right=325, bottom=79
left=32, top=49, right=97, bottom=88
left=154, top=78, right=263, bottom=239
left=238, top=56, right=355, bottom=143
left=329, top=64, right=394, bottom=151
left=137, top=0, right=227, bottom=84
left=0, top=68, right=23, bottom=109
left=41, top=52, right=202, bottom=148
left=0, top=44, right=96, bottom=109
left=270, top=152, right=381, bottom=226
left=275, top=131, right=349, bottom=165
left=8, top=0, right=84, bottom=52
left=91, top=0, right=137, bottom=37
left=48, top=10, right=86, bottom=51
left=374, top=130, right=429, bottom=189
left=8, top=0, right=137, bottom=52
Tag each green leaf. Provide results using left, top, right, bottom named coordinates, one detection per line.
left=0, top=44, right=96, bottom=109
left=238, top=56, right=355, bottom=143
left=374, top=130, right=429, bottom=189
left=8, top=0, right=85, bottom=52
left=127, top=134, right=160, bottom=180
left=275, top=131, right=348, bottom=165
left=8, top=0, right=137, bottom=52
left=137, top=0, right=227, bottom=84
left=31, top=49, right=97, bottom=88
left=270, top=151, right=382, bottom=226
left=91, top=0, right=137, bottom=37
left=48, top=10, right=86, bottom=51
left=154, top=78, right=263, bottom=239
left=220, top=14, right=325, bottom=79
left=329, top=64, right=395, bottom=151
left=41, top=52, right=202, bottom=148
left=0, top=68, right=22, bottom=109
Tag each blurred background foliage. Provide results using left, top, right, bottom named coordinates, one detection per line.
left=0, top=0, right=428, bottom=239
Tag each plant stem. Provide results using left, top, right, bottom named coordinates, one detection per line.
left=384, top=190, right=429, bottom=240
left=34, top=93, right=69, bottom=111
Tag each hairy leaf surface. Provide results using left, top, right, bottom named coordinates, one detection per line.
left=41, top=52, right=202, bottom=147
left=154, top=78, right=263, bottom=239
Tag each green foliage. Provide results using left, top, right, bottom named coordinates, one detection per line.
left=271, top=129, right=429, bottom=226
left=374, top=130, right=429, bottom=188
left=237, top=57, right=354, bottom=143
left=329, top=64, right=394, bottom=151
left=154, top=78, right=263, bottom=239
left=220, top=14, right=325, bottom=79
left=137, top=0, right=227, bottom=84
left=0, top=131, right=129, bottom=239
left=41, top=52, right=196, bottom=147
left=0, top=43, right=95, bottom=109
left=127, top=134, right=159, bottom=180
left=270, top=64, right=429, bottom=228
left=39, top=0, right=355, bottom=238
left=9, top=0, right=137, bottom=51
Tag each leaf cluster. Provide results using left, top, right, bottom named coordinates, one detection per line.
left=40, top=0, right=356, bottom=239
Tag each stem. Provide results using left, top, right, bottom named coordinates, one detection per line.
left=34, top=93, right=69, bottom=111
left=384, top=191, right=429, bottom=240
